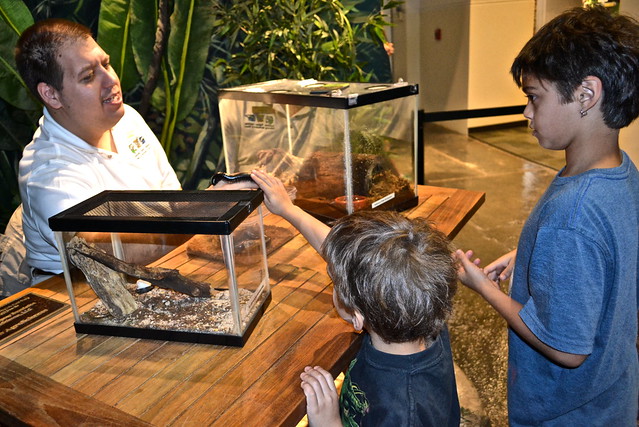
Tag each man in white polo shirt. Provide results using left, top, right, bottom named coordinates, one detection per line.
left=13, top=19, right=180, bottom=284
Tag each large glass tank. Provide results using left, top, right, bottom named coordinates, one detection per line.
left=219, top=79, right=419, bottom=222
left=48, top=190, right=269, bottom=346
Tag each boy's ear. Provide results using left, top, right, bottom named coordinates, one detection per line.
left=578, top=76, right=602, bottom=113
left=351, top=310, right=365, bottom=331
left=37, top=82, right=63, bottom=110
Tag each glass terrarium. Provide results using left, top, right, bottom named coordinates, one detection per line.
left=48, top=190, right=270, bottom=346
left=219, top=79, right=419, bottom=222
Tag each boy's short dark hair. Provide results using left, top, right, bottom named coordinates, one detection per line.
left=15, top=18, right=93, bottom=103
left=511, top=6, right=639, bottom=129
left=321, top=210, right=457, bottom=344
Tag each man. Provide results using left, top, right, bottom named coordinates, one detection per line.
left=14, top=19, right=180, bottom=283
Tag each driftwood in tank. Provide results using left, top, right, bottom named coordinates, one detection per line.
left=68, top=240, right=138, bottom=318
left=66, top=237, right=212, bottom=299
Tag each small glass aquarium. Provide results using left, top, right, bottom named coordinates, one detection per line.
left=48, top=190, right=270, bottom=346
left=219, top=79, right=419, bottom=222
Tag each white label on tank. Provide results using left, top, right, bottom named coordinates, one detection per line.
left=372, top=192, right=396, bottom=209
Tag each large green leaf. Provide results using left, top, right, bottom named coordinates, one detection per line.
left=0, top=0, right=37, bottom=110
left=166, top=0, right=213, bottom=123
left=0, top=0, right=31, bottom=33
left=97, top=0, right=140, bottom=92
left=130, top=0, right=157, bottom=81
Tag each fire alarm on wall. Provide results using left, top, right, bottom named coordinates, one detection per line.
left=435, top=28, right=442, bottom=41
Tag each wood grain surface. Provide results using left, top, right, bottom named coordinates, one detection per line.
left=0, top=185, right=483, bottom=426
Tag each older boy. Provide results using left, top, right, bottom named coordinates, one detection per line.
left=455, top=6, right=639, bottom=425
left=251, top=170, right=460, bottom=426
left=15, top=19, right=180, bottom=278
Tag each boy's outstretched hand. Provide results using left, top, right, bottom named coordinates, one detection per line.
left=483, top=249, right=516, bottom=283
left=454, top=249, right=500, bottom=295
left=300, top=366, right=342, bottom=427
left=250, top=169, right=295, bottom=218
left=251, top=169, right=329, bottom=253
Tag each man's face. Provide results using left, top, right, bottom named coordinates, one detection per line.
left=51, top=37, right=124, bottom=144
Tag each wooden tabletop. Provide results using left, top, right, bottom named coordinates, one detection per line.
left=0, top=185, right=483, bottom=426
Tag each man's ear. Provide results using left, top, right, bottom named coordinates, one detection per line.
left=578, top=76, right=602, bottom=113
left=37, top=82, right=63, bottom=109
left=352, top=310, right=365, bottom=332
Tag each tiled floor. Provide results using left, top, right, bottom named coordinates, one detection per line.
left=424, top=122, right=564, bottom=426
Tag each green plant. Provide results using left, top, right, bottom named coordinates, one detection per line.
left=211, top=0, right=395, bottom=85
left=0, top=0, right=37, bottom=228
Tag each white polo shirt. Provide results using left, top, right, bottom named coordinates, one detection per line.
left=18, top=104, right=181, bottom=273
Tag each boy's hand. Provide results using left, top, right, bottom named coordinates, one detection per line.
left=250, top=169, right=295, bottom=218
left=454, top=249, right=500, bottom=295
left=483, top=249, right=516, bottom=282
left=300, top=366, right=341, bottom=427
left=252, top=169, right=329, bottom=253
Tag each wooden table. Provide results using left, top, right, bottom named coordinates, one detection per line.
left=0, top=185, right=483, bottom=426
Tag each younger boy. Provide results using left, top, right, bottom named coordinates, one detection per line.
left=455, top=6, right=639, bottom=425
left=251, top=170, right=460, bottom=426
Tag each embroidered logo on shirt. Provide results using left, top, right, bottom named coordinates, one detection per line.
left=128, top=135, right=151, bottom=159
left=243, top=113, right=275, bottom=130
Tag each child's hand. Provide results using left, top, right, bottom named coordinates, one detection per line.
left=250, top=169, right=295, bottom=218
left=454, top=249, right=499, bottom=294
left=483, top=249, right=516, bottom=282
left=300, top=366, right=341, bottom=427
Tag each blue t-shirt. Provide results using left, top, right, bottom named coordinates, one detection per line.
left=509, top=151, right=639, bottom=425
left=339, top=327, right=460, bottom=426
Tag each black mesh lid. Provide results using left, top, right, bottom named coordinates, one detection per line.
left=218, top=79, right=418, bottom=109
left=48, top=190, right=264, bottom=235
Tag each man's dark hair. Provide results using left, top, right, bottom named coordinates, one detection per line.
left=15, top=18, right=93, bottom=103
left=321, top=210, right=457, bottom=344
left=511, top=6, right=639, bottom=129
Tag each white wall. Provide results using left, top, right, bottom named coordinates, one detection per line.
left=620, top=0, right=639, bottom=164
left=392, top=0, right=471, bottom=134
left=423, top=0, right=471, bottom=134
left=392, top=0, right=639, bottom=145
left=535, top=0, right=582, bottom=29
left=393, top=0, right=533, bottom=132
left=468, top=0, right=535, bottom=128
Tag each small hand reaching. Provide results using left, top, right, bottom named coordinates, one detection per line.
left=454, top=249, right=500, bottom=295
left=300, top=366, right=342, bottom=427
left=250, top=169, right=295, bottom=218
left=251, top=169, right=329, bottom=253
left=483, top=249, right=516, bottom=283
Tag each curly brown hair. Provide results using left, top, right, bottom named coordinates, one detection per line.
left=321, top=210, right=457, bottom=344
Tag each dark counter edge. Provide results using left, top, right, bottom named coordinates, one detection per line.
left=0, top=355, right=151, bottom=426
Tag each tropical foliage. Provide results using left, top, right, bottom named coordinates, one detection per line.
left=0, top=0, right=37, bottom=227
left=0, top=0, right=395, bottom=229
